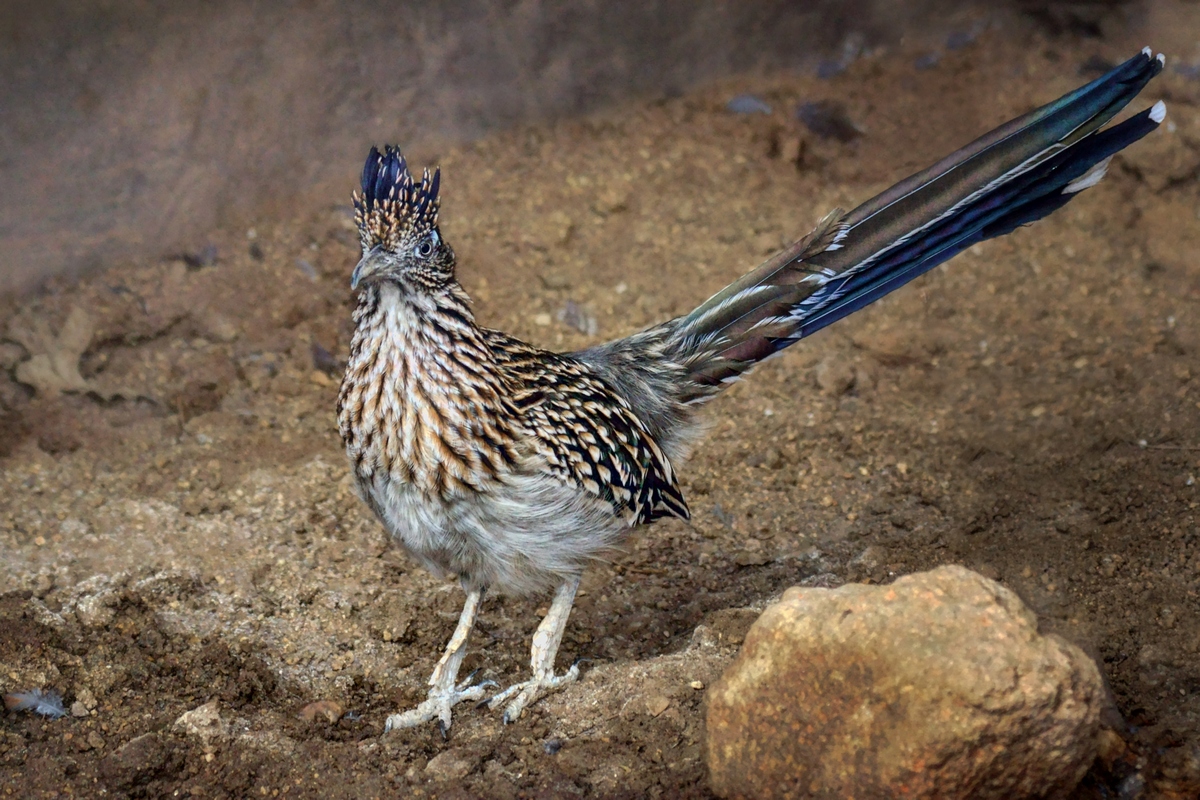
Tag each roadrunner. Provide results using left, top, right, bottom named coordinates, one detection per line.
left=338, top=50, right=1165, bottom=733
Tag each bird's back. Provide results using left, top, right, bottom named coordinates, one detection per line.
left=486, top=328, right=690, bottom=525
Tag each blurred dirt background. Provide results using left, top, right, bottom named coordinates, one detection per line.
left=3, top=1, right=1200, bottom=798
left=0, top=0, right=954, bottom=298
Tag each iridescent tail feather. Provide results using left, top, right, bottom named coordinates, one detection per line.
left=668, top=48, right=1165, bottom=402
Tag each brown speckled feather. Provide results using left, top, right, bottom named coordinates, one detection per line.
left=486, top=330, right=689, bottom=524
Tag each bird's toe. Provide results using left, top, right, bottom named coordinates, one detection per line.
left=383, top=677, right=495, bottom=734
left=489, top=663, right=582, bottom=723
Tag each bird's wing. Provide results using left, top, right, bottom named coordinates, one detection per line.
left=486, top=330, right=689, bottom=525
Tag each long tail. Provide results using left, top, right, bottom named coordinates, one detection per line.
left=668, top=48, right=1165, bottom=402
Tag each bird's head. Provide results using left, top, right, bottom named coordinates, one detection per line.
left=350, top=146, right=455, bottom=292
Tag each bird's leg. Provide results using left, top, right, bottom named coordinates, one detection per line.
left=384, top=588, right=495, bottom=735
left=488, top=575, right=582, bottom=724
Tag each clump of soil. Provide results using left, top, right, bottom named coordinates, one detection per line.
left=3, top=23, right=1200, bottom=800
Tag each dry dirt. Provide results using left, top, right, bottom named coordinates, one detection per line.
left=3, top=20, right=1200, bottom=800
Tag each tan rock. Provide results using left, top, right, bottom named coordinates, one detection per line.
left=8, top=306, right=136, bottom=399
left=815, top=357, right=855, bottom=396
left=12, top=307, right=95, bottom=395
left=707, top=565, right=1106, bottom=800
left=298, top=700, right=344, bottom=723
left=425, top=747, right=480, bottom=781
left=173, top=700, right=229, bottom=744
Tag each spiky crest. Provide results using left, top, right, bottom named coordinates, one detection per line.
left=353, top=145, right=442, bottom=252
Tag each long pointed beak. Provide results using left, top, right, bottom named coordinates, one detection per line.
left=350, top=246, right=384, bottom=290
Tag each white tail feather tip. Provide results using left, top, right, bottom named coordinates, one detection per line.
left=1142, top=46, right=1152, bottom=57
left=1150, top=100, right=1167, bottom=124
left=1063, top=156, right=1112, bottom=194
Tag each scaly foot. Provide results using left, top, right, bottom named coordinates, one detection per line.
left=488, top=577, right=584, bottom=723
left=487, top=662, right=580, bottom=724
left=385, top=672, right=497, bottom=736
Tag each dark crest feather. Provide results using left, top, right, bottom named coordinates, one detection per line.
left=355, top=145, right=440, bottom=216
left=354, top=145, right=442, bottom=247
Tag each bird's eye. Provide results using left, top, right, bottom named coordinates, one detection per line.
left=416, top=237, right=435, bottom=258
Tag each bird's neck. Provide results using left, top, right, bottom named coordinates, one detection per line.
left=351, top=280, right=482, bottom=353
left=338, top=281, right=517, bottom=496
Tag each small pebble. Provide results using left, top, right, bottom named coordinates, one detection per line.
left=311, top=342, right=341, bottom=375
left=0, top=342, right=27, bottom=370
left=726, top=94, right=772, bottom=115
left=295, top=259, right=318, bottom=281
left=735, top=550, right=770, bottom=567
left=299, top=700, right=344, bottom=723
left=1175, top=62, right=1200, bottom=81
left=539, top=271, right=571, bottom=290
left=591, top=187, right=629, bottom=215
left=914, top=52, right=941, bottom=71
left=1096, top=728, right=1126, bottom=767
left=778, top=134, right=804, bottom=164
left=712, top=504, right=735, bottom=529
left=557, top=301, right=598, bottom=336
left=816, top=358, right=856, bottom=396
left=850, top=545, right=886, bottom=571
left=1118, top=772, right=1146, bottom=798
left=796, top=100, right=862, bottom=142
left=425, top=748, right=479, bottom=782
left=945, top=29, right=978, bottom=50
left=184, top=244, right=219, bottom=269
left=816, top=60, right=846, bottom=80
left=976, top=564, right=1001, bottom=581
left=646, top=695, right=670, bottom=716
left=201, top=312, right=239, bottom=342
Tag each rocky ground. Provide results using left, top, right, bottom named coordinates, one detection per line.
left=3, top=17, right=1200, bottom=800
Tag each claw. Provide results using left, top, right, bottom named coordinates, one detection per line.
left=488, top=661, right=582, bottom=724
left=455, top=670, right=496, bottom=696
left=384, top=676, right=493, bottom=734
